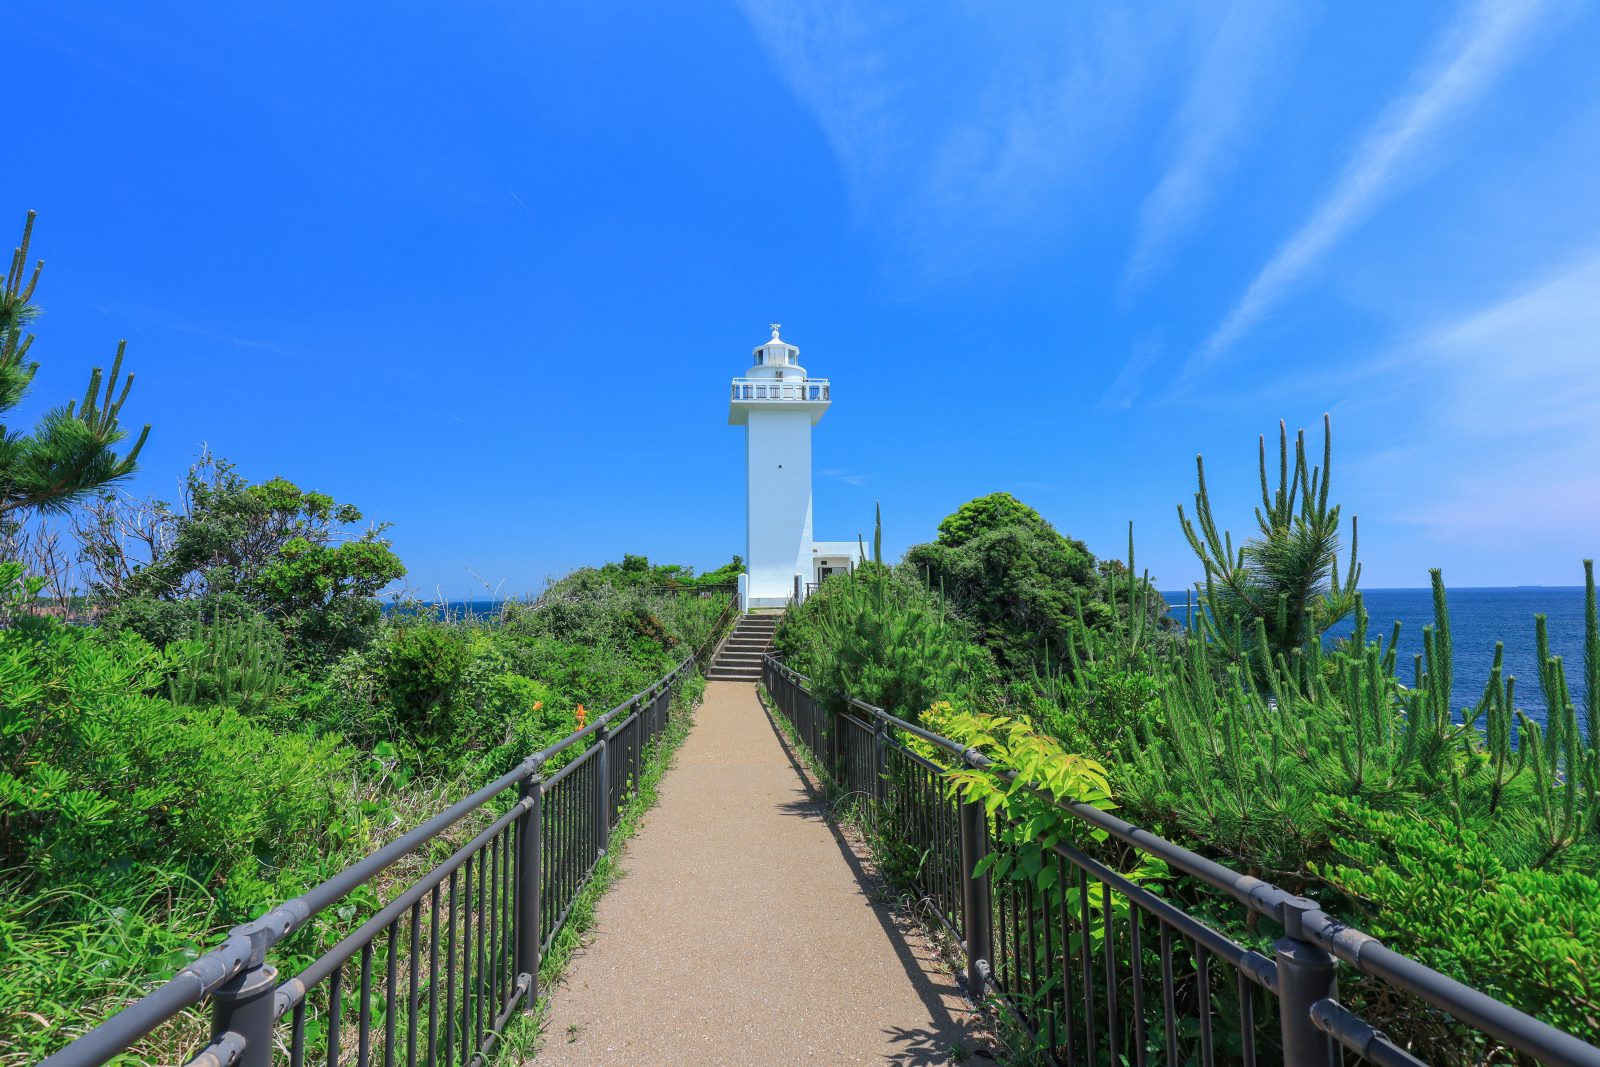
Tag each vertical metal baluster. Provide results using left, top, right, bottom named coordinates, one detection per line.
left=1042, top=870, right=1057, bottom=1057
left=329, top=968, right=344, bottom=1067
left=504, top=822, right=516, bottom=1001
left=1030, top=870, right=1043, bottom=1036
left=1079, top=871, right=1096, bottom=1065
left=385, top=921, right=398, bottom=1067
left=995, top=856, right=1009, bottom=991
left=499, top=823, right=511, bottom=1006
left=1130, top=907, right=1148, bottom=1067
left=1103, top=880, right=1120, bottom=1067
left=445, top=871, right=458, bottom=1067
left=542, top=791, right=553, bottom=947
left=1159, top=923, right=1178, bottom=1067
left=460, top=855, right=474, bottom=1067
left=359, top=943, right=374, bottom=1067
left=1196, top=944, right=1213, bottom=1067
left=1058, top=855, right=1076, bottom=1067
left=409, top=901, right=422, bottom=1067
left=291, top=1002, right=307, bottom=1067
left=474, top=847, right=488, bottom=1056
left=429, top=885, right=441, bottom=1067
left=487, top=835, right=500, bottom=1023
left=1238, top=970, right=1256, bottom=1067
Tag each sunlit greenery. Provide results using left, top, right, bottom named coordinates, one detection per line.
left=1, top=498, right=728, bottom=1064
left=774, top=420, right=1600, bottom=1061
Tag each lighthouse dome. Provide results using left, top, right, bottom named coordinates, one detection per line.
left=748, top=323, right=805, bottom=378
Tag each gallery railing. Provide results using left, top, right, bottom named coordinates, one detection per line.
left=729, top=377, right=830, bottom=402
left=41, top=658, right=697, bottom=1067
left=763, top=656, right=1600, bottom=1067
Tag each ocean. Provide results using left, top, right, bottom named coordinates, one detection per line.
left=1160, top=587, right=1593, bottom=728
left=413, top=592, right=1593, bottom=728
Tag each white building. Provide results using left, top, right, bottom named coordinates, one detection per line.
left=728, top=325, right=856, bottom=609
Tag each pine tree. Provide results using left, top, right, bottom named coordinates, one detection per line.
left=0, top=212, right=149, bottom=524
left=1178, top=414, right=1358, bottom=675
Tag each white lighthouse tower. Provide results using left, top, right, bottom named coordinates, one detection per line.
left=729, top=325, right=840, bottom=608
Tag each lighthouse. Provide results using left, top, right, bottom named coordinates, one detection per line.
left=728, top=325, right=853, bottom=608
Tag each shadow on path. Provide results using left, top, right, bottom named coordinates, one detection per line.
left=755, top=688, right=989, bottom=1064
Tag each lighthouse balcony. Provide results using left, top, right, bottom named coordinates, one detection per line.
left=729, top=377, right=831, bottom=403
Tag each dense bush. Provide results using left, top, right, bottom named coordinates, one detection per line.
left=1, top=547, right=730, bottom=1063
left=776, top=513, right=996, bottom=724
left=905, top=492, right=1142, bottom=674
left=773, top=426, right=1600, bottom=1058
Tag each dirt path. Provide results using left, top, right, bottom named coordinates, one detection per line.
left=530, top=681, right=986, bottom=1066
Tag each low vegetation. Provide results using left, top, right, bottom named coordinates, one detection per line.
left=775, top=419, right=1600, bottom=1062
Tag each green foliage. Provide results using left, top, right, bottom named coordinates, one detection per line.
left=767, top=423, right=1600, bottom=1057
left=380, top=623, right=471, bottom=737
left=776, top=511, right=995, bottom=723
left=1179, top=416, right=1359, bottom=674
left=0, top=608, right=349, bottom=898
left=3, top=540, right=725, bottom=1062
left=1320, top=798, right=1600, bottom=1055
left=906, top=492, right=1116, bottom=674
left=122, top=456, right=403, bottom=660
left=589, top=552, right=743, bottom=589
left=1030, top=525, right=1169, bottom=765
left=165, top=611, right=286, bottom=711
left=0, top=212, right=149, bottom=522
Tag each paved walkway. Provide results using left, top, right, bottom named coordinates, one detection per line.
left=532, top=682, right=984, bottom=1066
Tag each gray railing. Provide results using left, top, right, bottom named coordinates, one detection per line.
left=41, top=658, right=699, bottom=1067
left=763, top=656, right=1600, bottom=1067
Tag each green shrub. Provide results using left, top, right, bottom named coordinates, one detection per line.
left=380, top=623, right=471, bottom=737
left=0, top=607, right=349, bottom=897
left=1320, top=799, right=1600, bottom=1053
left=776, top=559, right=995, bottom=724
left=165, top=612, right=286, bottom=711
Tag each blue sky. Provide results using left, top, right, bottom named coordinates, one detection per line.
left=5, top=1, right=1599, bottom=596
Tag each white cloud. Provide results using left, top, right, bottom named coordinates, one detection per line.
left=1379, top=250, right=1600, bottom=543
left=1123, top=0, right=1304, bottom=292
left=1098, top=337, right=1163, bottom=408
left=1191, top=0, right=1550, bottom=370
left=739, top=2, right=1181, bottom=278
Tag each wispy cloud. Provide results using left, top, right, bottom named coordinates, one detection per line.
left=1189, top=0, right=1550, bottom=372
left=168, top=322, right=292, bottom=353
left=1123, top=0, right=1304, bottom=292
left=1098, top=336, right=1164, bottom=408
left=818, top=467, right=867, bottom=487
left=1370, top=249, right=1600, bottom=543
left=740, top=2, right=1181, bottom=279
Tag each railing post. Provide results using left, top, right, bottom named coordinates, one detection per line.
left=873, top=719, right=888, bottom=808
left=210, top=955, right=277, bottom=1067
left=514, top=771, right=542, bottom=1010
left=958, top=797, right=993, bottom=1001
left=1275, top=898, right=1339, bottom=1067
left=597, top=723, right=612, bottom=853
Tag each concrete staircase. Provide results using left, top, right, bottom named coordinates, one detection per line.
left=704, top=612, right=781, bottom=682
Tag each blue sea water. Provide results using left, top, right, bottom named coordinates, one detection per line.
left=1160, top=588, right=1593, bottom=728
left=384, top=599, right=509, bottom=620
left=406, top=593, right=1593, bottom=728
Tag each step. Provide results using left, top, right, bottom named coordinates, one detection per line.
left=723, top=641, right=771, bottom=652
left=704, top=670, right=762, bottom=681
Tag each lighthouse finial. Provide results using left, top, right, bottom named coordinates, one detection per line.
left=770, top=322, right=782, bottom=340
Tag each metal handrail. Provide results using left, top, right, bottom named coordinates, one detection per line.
left=762, top=654, right=1600, bottom=1067
left=41, top=657, right=697, bottom=1067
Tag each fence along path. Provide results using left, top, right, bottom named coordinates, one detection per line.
left=764, top=658, right=1600, bottom=1067
left=533, top=680, right=983, bottom=1065
left=39, top=656, right=702, bottom=1067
